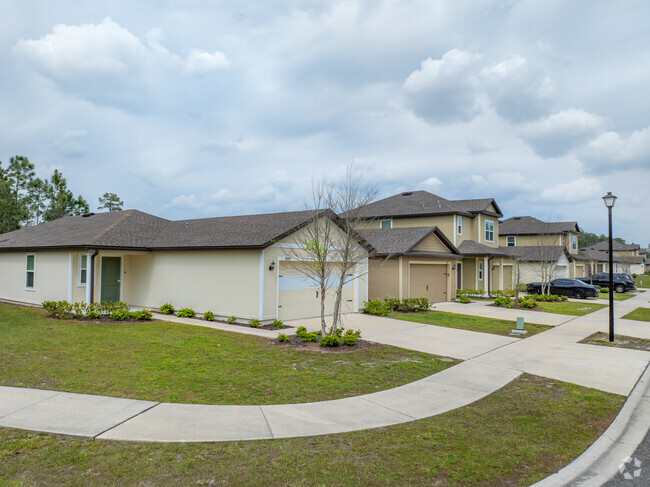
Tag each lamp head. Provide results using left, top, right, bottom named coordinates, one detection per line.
left=602, top=192, right=617, bottom=208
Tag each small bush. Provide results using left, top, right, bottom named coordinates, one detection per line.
left=457, top=288, right=484, bottom=297
left=342, top=328, right=361, bottom=346
left=458, top=294, right=471, bottom=304
left=632, top=273, right=638, bottom=278
left=600, top=287, right=609, bottom=294
left=42, top=300, right=72, bottom=318
left=505, top=302, right=514, bottom=309
left=110, top=309, right=130, bottom=321
left=363, top=299, right=391, bottom=316
left=296, top=326, right=307, bottom=335
left=320, top=335, right=341, bottom=347
left=383, top=298, right=401, bottom=311
left=249, top=319, right=261, bottom=328
left=299, top=332, right=318, bottom=343
left=227, top=316, right=237, bottom=324
left=518, top=297, right=537, bottom=309
left=160, top=303, right=174, bottom=315
left=177, top=308, right=196, bottom=318
left=494, top=296, right=510, bottom=307
left=203, top=311, right=215, bottom=321
left=130, top=309, right=153, bottom=321
left=272, top=319, right=284, bottom=329
left=277, top=333, right=291, bottom=343
left=532, top=294, right=563, bottom=302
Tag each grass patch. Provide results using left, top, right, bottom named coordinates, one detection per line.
left=581, top=332, right=650, bottom=352
left=0, top=374, right=623, bottom=487
left=0, top=303, right=456, bottom=405
left=621, top=307, right=650, bottom=322
left=634, top=274, right=650, bottom=289
left=391, top=311, right=552, bottom=337
left=598, top=292, right=635, bottom=301
left=533, top=301, right=606, bottom=316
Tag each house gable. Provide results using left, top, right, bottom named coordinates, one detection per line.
left=412, top=233, right=451, bottom=253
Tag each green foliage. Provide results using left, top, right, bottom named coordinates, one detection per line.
left=363, top=299, right=391, bottom=316
left=203, top=311, right=215, bottom=321
left=456, top=288, right=484, bottom=297
left=249, top=319, right=261, bottom=328
left=600, top=287, right=609, bottom=294
left=277, top=333, right=291, bottom=343
left=159, top=303, right=174, bottom=315
left=518, top=296, right=537, bottom=309
left=42, top=300, right=72, bottom=318
left=296, top=326, right=307, bottom=335
left=396, top=297, right=429, bottom=312
left=177, top=308, right=196, bottom=318
left=227, top=316, right=237, bottom=324
left=98, top=192, right=124, bottom=212
left=299, top=332, right=318, bottom=342
left=383, top=298, right=401, bottom=311
left=458, top=294, right=471, bottom=304
left=342, top=328, right=361, bottom=346
left=320, top=335, right=341, bottom=347
left=579, top=231, right=626, bottom=248
left=272, top=319, right=284, bottom=328
left=130, top=309, right=153, bottom=321
left=532, top=294, right=567, bottom=302
left=493, top=296, right=510, bottom=307
left=109, top=309, right=130, bottom=321
left=43, top=169, right=88, bottom=222
left=492, top=289, right=517, bottom=298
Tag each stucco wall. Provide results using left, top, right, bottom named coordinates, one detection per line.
left=0, top=250, right=69, bottom=305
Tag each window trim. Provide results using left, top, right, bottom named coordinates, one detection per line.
left=572, top=235, right=577, bottom=251
left=457, top=216, right=462, bottom=235
left=506, top=236, right=516, bottom=247
left=485, top=220, right=495, bottom=242
left=25, top=253, right=35, bottom=291
left=380, top=218, right=392, bottom=229
left=478, top=261, right=484, bottom=281
left=78, top=255, right=88, bottom=286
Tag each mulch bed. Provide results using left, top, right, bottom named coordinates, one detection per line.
left=207, top=319, right=292, bottom=331
left=46, top=316, right=160, bottom=324
left=274, top=334, right=377, bottom=353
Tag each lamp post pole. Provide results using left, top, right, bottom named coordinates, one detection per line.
left=602, top=192, right=617, bottom=342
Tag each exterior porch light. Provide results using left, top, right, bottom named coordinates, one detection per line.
left=602, top=192, right=617, bottom=342
left=269, top=260, right=276, bottom=271
left=452, top=264, right=456, bottom=270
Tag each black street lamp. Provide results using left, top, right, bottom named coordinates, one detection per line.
left=602, top=192, right=617, bottom=342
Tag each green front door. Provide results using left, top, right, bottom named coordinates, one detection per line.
left=101, top=257, right=121, bottom=303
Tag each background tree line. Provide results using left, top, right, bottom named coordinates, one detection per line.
left=578, top=231, right=627, bottom=248
left=0, top=155, right=123, bottom=234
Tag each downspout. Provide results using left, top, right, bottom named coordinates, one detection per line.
left=487, top=256, right=494, bottom=296
left=89, top=250, right=99, bottom=304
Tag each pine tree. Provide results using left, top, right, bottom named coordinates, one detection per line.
left=98, top=192, right=124, bottom=212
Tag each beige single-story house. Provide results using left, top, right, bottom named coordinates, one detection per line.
left=359, top=227, right=462, bottom=303
left=0, top=209, right=370, bottom=321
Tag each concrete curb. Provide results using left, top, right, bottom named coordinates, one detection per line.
left=530, top=361, right=650, bottom=487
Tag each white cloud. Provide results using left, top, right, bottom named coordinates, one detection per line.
left=418, top=176, right=443, bottom=189
left=540, top=177, right=603, bottom=202
left=13, top=18, right=229, bottom=110
left=520, top=109, right=607, bottom=157
left=401, top=49, right=482, bottom=124
left=209, top=189, right=234, bottom=202
left=200, top=138, right=241, bottom=155
left=468, top=172, right=532, bottom=193
left=578, top=126, right=650, bottom=172
left=168, top=194, right=202, bottom=210
left=482, top=55, right=557, bottom=122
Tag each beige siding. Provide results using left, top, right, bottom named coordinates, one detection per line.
left=462, top=258, right=476, bottom=290
left=498, top=234, right=564, bottom=247
left=0, top=250, right=69, bottom=305
left=412, top=234, right=450, bottom=253
left=367, top=258, right=399, bottom=300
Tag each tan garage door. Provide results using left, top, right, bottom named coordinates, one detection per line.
left=409, top=264, right=447, bottom=303
left=278, top=262, right=354, bottom=320
left=503, top=266, right=513, bottom=289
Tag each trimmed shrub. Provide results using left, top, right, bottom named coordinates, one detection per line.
left=320, top=335, right=341, bottom=347
left=600, top=287, right=609, bottom=294
left=458, top=294, right=471, bottom=304
left=132, top=309, right=153, bottom=320
left=363, top=299, right=391, bottom=316
left=383, top=298, right=401, bottom=311
left=456, top=288, right=484, bottom=297
left=494, top=296, right=510, bottom=307
left=160, top=303, right=174, bottom=315
left=227, top=316, right=237, bottom=324
left=396, top=298, right=429, bottom=312
left=518, top=297, right=537, bottom=309
left=299, top=332, right=318, bottom=343
left=272, top=319, right=284, bottom=329
left=296, top=326, right=307, bottom=335
left=177, top=308, right=196, bottom=318
left=342, top=328, right=361, bottom=346
left=110, top=309, right=130, bottom=321
left=277, top=333, right=291, bottom=343
left=249, top=319, right=261, bottom=328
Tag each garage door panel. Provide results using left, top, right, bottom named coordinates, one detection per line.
left=409, top=264, right=447, bottom=303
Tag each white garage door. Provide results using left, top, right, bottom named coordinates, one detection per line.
left=278, top=262, right=354, bottom=320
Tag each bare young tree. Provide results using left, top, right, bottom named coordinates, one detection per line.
left=535, top=218, right=564, bottom=295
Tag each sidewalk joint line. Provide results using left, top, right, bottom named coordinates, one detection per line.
left=0, top=390, right=64, bottom=420
left=258, top=406, right=275, bottom=439
left=92, top=402, right=161, bottom=440
left=358, top=396, right=417, bottom=420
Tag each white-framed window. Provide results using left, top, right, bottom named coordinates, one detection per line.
left=380, top=219, right=392, bottom=229
left=478, top=261, right=484, bottom=281
left=79, top=255, right=88, bottom=285
left=485, top=220, right=494, bottom=242
left=457, top=216, right=462, bottom=235
left=506, top=236, right=516, bottom=247
left=25, top=253, right=35, bottom=290
left=572, top=235, right=577, bottom=250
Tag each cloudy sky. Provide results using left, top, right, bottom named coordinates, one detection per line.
left=1, top=1, right=649, bottom=245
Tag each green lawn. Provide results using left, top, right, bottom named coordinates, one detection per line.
left=391, top=311, right=552, bottom=337
left=0, top=374, right=623, bottom=487
left=0, top=304, right=456, bottom=405
left=634, top=274, right=650, bottom=288
left=598, top=292, right=635, bottom=301
left=533, top=301, right=607, bottom=316
left=621, top=307, right=650, bottom=322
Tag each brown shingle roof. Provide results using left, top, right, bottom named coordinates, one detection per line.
left=0, top=209, right=358, bottom=251
left=358, top=227, right=459, bottom=257
left=457, top=240, right=509, bottom=257
left=499, top=245, right=570, bottom=262
left=499, top=216, right=580, bottom=236
left=353, top=191, right=503, bottom=219
left=589, top=241, right=640, bottom=251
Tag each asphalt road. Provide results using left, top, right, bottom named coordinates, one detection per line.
left=603, top=428, right=650, bottom=486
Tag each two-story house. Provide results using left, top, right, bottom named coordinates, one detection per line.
left=354, top=191, right=511, bottom=302
left=588, top=241, right=645, bottom=275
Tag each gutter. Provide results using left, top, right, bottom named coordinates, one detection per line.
left=88, top=250, right=99, bottom=303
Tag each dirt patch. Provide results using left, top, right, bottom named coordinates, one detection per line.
left=580, top=332, right=650, bottom=352
left=272, top=334, right=378, bottom=353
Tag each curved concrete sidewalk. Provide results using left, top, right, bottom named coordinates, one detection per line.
left=0, top=360, right=521, bottom=442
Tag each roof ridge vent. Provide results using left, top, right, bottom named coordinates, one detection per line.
left=402, top=192, right=413, bottom=196
left=183, top=222, right=189, bottom=228
left=513, top=217, right=521, bottom=220
left=82, top=213, right=95, bottom=218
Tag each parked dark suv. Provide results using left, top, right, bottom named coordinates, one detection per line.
left=578, top=273, right=637, bottom=293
